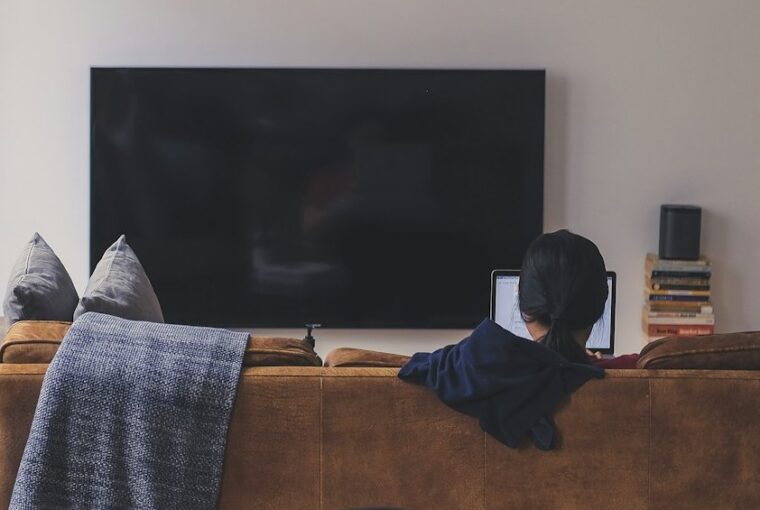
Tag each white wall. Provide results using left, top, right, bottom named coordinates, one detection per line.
left=2, top=0, right=759, bottom=358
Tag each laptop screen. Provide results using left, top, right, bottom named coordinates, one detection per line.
left=491, top=272, right=616, bottom=352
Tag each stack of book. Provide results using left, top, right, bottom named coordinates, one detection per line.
left=643, top=253, right=714, bottom=339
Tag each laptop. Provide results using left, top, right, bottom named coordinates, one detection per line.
left=490, top=270, right=617, bottom=355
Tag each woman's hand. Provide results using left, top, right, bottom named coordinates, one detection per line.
left=586, top=349, right=603, bottom=360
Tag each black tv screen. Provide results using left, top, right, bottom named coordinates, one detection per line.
left=91, top=68, right=545, bottom=328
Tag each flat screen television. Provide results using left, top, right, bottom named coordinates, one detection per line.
left=91, top=68, right=545, bottom=328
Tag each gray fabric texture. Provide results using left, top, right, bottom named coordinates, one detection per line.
left=75, top=235, right=164, bottom=323
left=2, top=232, right=79, bottom=324
left=10, top=312, right=249, bottom=510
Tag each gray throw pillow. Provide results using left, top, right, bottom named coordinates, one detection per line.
left=3, top=233, right=79, bottom=324
left=75, top=235, right=164, bottom=323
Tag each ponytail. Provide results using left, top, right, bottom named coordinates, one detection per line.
left=541, top=318, right=589, bottom=364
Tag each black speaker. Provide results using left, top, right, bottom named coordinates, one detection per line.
left=659, top=204, right=701, bottom=260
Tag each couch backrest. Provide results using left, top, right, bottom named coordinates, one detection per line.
left=2, top=366, right=759, bottom=509
left=0, top=320, right=322, bottom=367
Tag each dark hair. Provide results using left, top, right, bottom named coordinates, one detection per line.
left=518, top=229, right=608, bottom=364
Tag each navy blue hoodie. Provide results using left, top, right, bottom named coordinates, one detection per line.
left=398, top=319, right=604, bottom=450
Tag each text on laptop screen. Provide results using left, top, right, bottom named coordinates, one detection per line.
left=493, top=275, right=614, bottom=350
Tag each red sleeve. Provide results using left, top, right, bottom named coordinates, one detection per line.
left=590, top=353, right=640, bottom=369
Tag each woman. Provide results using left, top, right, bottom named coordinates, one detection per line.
left=518, top=229, right=638, bottom=368
left=397, top=229, right=637, bottom=449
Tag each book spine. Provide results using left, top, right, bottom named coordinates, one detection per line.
left=648, top=303, right=713, bottom=313
left=651, top=270, right=712, bottom=278
left=649, top=265, right=711, bottom=273
left=644, top=273, right=710, bottom=286
left=645, top=275, right=710, bottom=285
left=646, top=253, right=709, bottom=266
left=648, top=294, right=710, bottom=302
left=645, top=316, right=716, bottom=325
left=645, top=310, right=714, bottom=319
left=647, top=289, right=711, bottom=297
left=647, top=324, right=715, bottom=336
left=649, top=283, right=710, bottom=291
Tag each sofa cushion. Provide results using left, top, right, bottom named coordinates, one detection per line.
left=245, top=337, right=322, bottom=367
left=75, top=235, right=164, bottom=323
left=0, top=320, right=71, bottom=364
left=1, top=320, right=321, bottom=367
left=324, top=347, right=410, bottom=368
left=637, top=331, right=760, bottom=369
left=3, top=233, right=79, bottom=325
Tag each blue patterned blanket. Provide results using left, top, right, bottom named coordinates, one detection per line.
left=10, top=312, right=248, bottom=509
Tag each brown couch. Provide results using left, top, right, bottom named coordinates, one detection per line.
left=2, top=325, right=760, bottom=509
